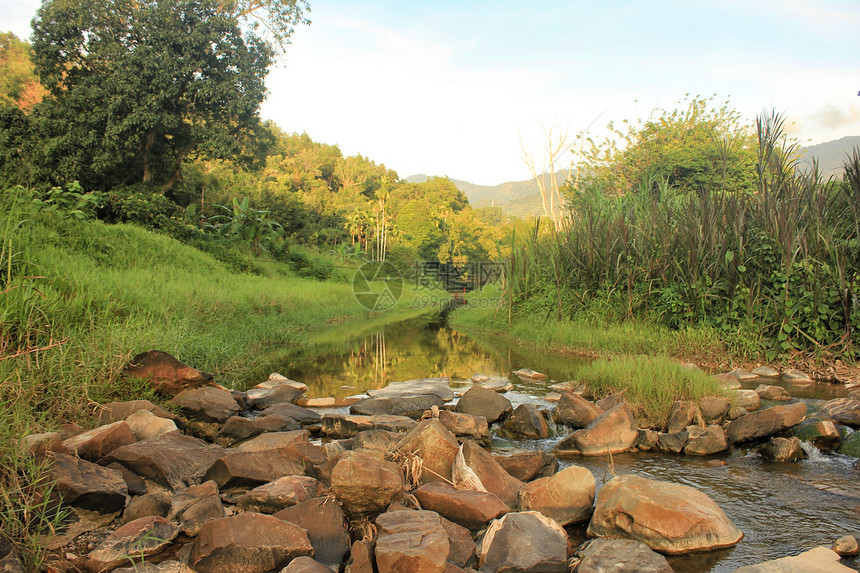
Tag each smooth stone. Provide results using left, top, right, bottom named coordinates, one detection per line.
left=238, top=476, right=326, bottom=513
left=260, top=402, right=323, bottom=426
left=700, top=396, right=731, bottom=424
left=725, top=402, right=807, bottom=443
left=436, top=410, right=490, bottom=444
left=320, top=413, right=416, bottom=438
left=513, top=368, right=547, bottom=381
left=684, top=425, right=730, bottom=456
left=813, top=398, right=860, bottom=427
left=123, top=490, right=171, bottom=523
left=478, top=511, right=567, bottom=573
left=730, top=546, right=855, bottom=572
left=124, top=350, right=213, bottom=396
left=344, top=540, right=374, bottom=573
left=759, top=436, right=806, bottom=462
left=755, top=384, right=791, bottom=401
left=215, top=415, right=301, bottom=446
left=350, top=394, right=446, bottom=418
left=330, top=451, right=404, bottom=516
left=170, top=385, right=240, bottom=423
left=729, top=368, right=758, bottom=381
left=279, top=556, right=335, bottom=573
left=832, top=535, right=859, bottom=557
left=752, top=366, right=781, bottom=378
left=715, top=373, right=742, bottom=389
left=782, top=369, right=814, bottom=383
left=519, top=464, right=595, bottom=525
left=499, top=403, right=550, bottom=439
left=296, top=396, right=362, bottom=408
left=574, top=538, right=672, bottom=573
left=124, top=409, right=178, bottom=441
left=245, top=384, right=305, bottom=409
left=734, top=389, right=762, bottom=411
left=96, top=399, right=182, bottom=427
left=274, top=497, right=350, bottom=570
left=493, top=451, right=559, bottom=482
left=414, top=482, right=508, bottom=531
left=233, top=430, right=310, bottom=452
left=481, top=377, right=513, bottom=393
left=368, top=377, right=454, bottom=401
left=454, top=384, right=512, bottom=424
left=554, top=404, right=638, bottom=456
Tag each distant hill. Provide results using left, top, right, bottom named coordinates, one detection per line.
left=800, top=136, right=860, bottom=177
left=407, top=136, right=860, bottom=219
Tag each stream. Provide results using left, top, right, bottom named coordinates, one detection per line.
left=251, top=314, right=860, bottom=572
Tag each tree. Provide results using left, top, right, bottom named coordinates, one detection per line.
left=0, top=32, right=47, bottom=111
left=30, top=0, right=305, bottom=191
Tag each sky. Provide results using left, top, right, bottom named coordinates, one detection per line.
left=3, top=0, right=860, bottom=186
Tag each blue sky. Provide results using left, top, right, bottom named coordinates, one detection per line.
left=4, top=0, right=859, bottom=185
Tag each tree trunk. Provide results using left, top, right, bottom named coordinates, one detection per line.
left=142, top=131, right=155, bottom=183
left=160, top=140, right=199, bottom=193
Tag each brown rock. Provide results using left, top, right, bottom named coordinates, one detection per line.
left=636, top=429, right=660, bottom=451
left=730, top=546, right=854, bottom=572
left=734, top=389, right=761, bottom=411
left=0, top=536, right=26, bottom=573
left=189, top=512, right=313, bottom=573
left=279, top=556, right=335, bottom=573
left=513, top=368, right=547, bottom=381
left=553, top=391, right=603, bottom=428
left=234, top=430, right=310, bottom=452
left=351, top=394, right=447, bottom=419
left=100, top=432, right=225, bottom=491
left=437, top=410, right=490, bottom=444
left=245, top=384, right=305, bottom=410
left=574, top=538, right=672, bottom=573
left=125, top=350, right=213, bottom=395
left=700, top=396, right=731, bottom=424
left=726, top=402, right=807, bottom=443
left=22, top=432, right=69, bottom=459
left=832, top=535, right=859, bottom=557
left=114, top=562, right=196, bottom=573
left=460, top=440, right=523, bottom=508
left=203, top=447, right=309, bottom=489
left=261, top=402, right=324, bottom=427
left=454, top=384, right=512, bottom=424
left=587, top=474, right=744, bottom=554
left=97, top=399, right=182, bottom=426
left=50, top=453, right=129, bottom=514
left=759, top=436, right=806, bottom=462
left=352, top=429, right=402, bottom=455
left=684, top=425, right=729, bottom=456
left=396, top=419, right=460, bottom=486
left=596, top=392, right=625, bottom=411
left=216, top=415, right=301, bottom=446
left=755, top=384, right=791, bottom=401
left=666, top=400, right=702, bottom=434
left=439, top=515, right=476, bottom=567
left=554, top=404, right=638, bottom=456
left=519, top=464, right=595, bottom=525
left=499, top=403, right=550, bottom=439
left=320, top=413, right=416, bottom=438
left=62, top=421, right=137, bottom=461
left=493, top=451, right=558, bottom=482
left=274, top=497, right=350, bottom=570
left=414, top=482, right=508, bottom=531
left=344, top=540, right=375, bottom=573
left=237, top=476, right=326, bottom=514
left=375, top=510, right=449, bottom=573
left=168, top=480, right=224, bottom=536
left=170, top=385, right=240, bottom=423
left=330, top=451, right=404, bottom=516
left=478, top=511, right=567, bottom=573
left=814, top=398, right=860, bottom=427
left=368, top=378, right=454, bottom=401
left=657, top=431, right=689, bottom=453
left=81, top=516, right=178, bottom=571
left=123, top=490, right=171, bottom=523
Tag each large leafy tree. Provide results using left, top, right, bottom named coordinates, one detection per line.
left=30, top=0, right=306, bottom=190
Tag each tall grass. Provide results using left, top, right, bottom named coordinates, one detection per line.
left=503, top=112, right=860, bottom=362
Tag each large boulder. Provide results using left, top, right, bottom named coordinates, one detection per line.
left=80, top=516, right=178, bottom=571
left=493, top=451, right=558, bottom=482
left=730, top=546, right=855, bottom=572
left=368, top=377, right=454, bottom=401
left=62, top=421, right=137, bottom=462
left=454, top=384, right=512, bottom=424
left=519, top=464, right=595, bottom=525
left=791, top=419, right=841, bottom=451
left=478, top=511, right=567, bottom=573
left=244, top=384, right=305, bottom=410
left=233, top=430, right=311, bottom=452
left=700, top=396, right=731, bottom=425
left=733, top=389, right=762, bottom=412
left=759, top=436, right=805, bottom=462
left=460, top=440, right=523, bottom=508
left=838, top=430, right=860, bottom=457
left=573, top=538, right=672, bottom=573
left=124, top=410, right=178, bottom=442
left=320, top=414, right=416, bottom=439
left=170, top=385, right=240, bottom=423
left=499, top=403, right=550, bottom=439
left=100, top=433, right=225, bottom=490
left=261, top=403, right=323, bottom=427
left=330, top=451, right=404, bottom=515
left=725, top=402, right=807, bottom=443
left=813, top=398, right=860, bottom=427
left=666, top=400, right=702, bottom=434
left=350, top=394, right=446, bottom=418
left=396, top=419, right=460, bottom=486
left=436, top=410, right=490, bottom=444
left=274, top=497, right=350, bottom=570
left=50, top=453, right=129, bottom=514
left=203, top=447, right=310, bottom=489
left=414, top=482, right=508, bottom=531
left=125, top=350, right=213, bottom=395
left=755, top=384, right=791, bottom=401
left=684, top=425, right=729, bottom=456
left=554, top=404, right=638, bottom=456
left=587, top=474, right=743, bottom=554
left=374, top=510, right=449, bottom=573
left=188, top=512, right=313, bottom=573
left=553, top=391, right=603, bottom=428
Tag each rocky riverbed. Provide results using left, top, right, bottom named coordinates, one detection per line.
left=9, top=351, right=860, bottom=573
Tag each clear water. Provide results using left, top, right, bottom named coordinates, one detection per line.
left=258, top=315, right=860, bottom=572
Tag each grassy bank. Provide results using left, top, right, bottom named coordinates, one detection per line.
left=0, top=197, right=436, bottom=567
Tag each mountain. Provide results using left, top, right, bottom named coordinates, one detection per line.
left=800, top=136, right=860, bottom=177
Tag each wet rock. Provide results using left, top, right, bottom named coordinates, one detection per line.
left=0, top=535, right=26, bottom=573
left=634, top=429, right=659, bottom=451
left=124, top=409, right=178, bottom=441
left=752, top=366, right=780, bottom=378
left=203, top=447, right=310, bottom=489
left=493, top=451, right=558, bottom=482
left=245, top=383, right=305, bottom=410
left=234, top=429, right=311, bottom=452
left=513, top=368, right=547, bottom=381
left=657, top=431, right=689, bottom=453
left=837, top=430, right=860, bottom=457
left=700, top=396, right=731, bottom=424
left=728, top=368, right=758, bottom=381
left=734, top=389, right=762, bottom=411
left=481, top=377, right=513, bottom=393
left=460, top=440, right=523, bottom=508
left=344, top=540, right=375, bottom=573
left=587, top=474, right=744, bottom=554
left=813, top=398, right=860, bottom=427
left=519, top=464, right=595, bottom=525
left=81, top=516, right=178, bottom=571
left=123, top=490, right=171, bottom=523
left=22, top=432, right=69, bottom=458
left=725, top=402, right=807, bottom=443
left=554, top=404, right=639, bottom=456
left=280, top=556, right=335, bottom=573
left=414, top=482, right=508, bottom=531
left=216, top=415, right=301, bottom=446
left=125, top=350, right=214, bottom=395
left=369, top=377, right=454, bottom=401
left=499, top=403, right=550, bottom=439
left=375, top=510, right=449, bottom=573
left=759, top=436, right=806, bottom=462
left=755, top=384, right=791, bottom=401
left=330, top=451, right=404, bottom=515
left=396, top=419, right=460, bottom=486
left=62, top=421, right=137, bottom=462
left=684, top=425, right=729, bottom=456
left=320, top=413, right=416, bottom=438
left=189, top=512, right=313, bottom=573
left=97, top=399, right=182, bottom=427
left=237, top=476, right=326, bottom=513
left=50, top=453, right=129, bottom=514
left=274, top=497, right=350, bottom=569
left=478, top=511, right=567, bottom=573
left=170, top=385, right=240, bottom=423
left=714, top=373, right=742, bottom=389
left=454, top=384, right=512, bottom=424
left=350, top=394, right=446, bottom=418
left=168, top=480, right=224, bottom=536
left=437, top=410, right=490, bottom=444
left=667, top=400, right=702, bottom=433
left=832, top=535, right=859, bottom=557
left=782, top=369, right=814, bottom=383
left=791, top=419, right=841, bottom=451
left=595, top=392, right=625, bottom=411
left=100, top=432, right=225, bottom=490
left=730, top=545, right=854, bottom=572
left=573, top=538, right=672, bottom=573
left=261, top=402, right=324, bottom=427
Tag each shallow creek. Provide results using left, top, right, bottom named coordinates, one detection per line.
left=254, top=315, right=859, bottom=572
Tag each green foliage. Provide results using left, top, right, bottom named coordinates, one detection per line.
left=208, top=196, right=284, bottom=255
left=0, top=32, right=46, bottom=111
